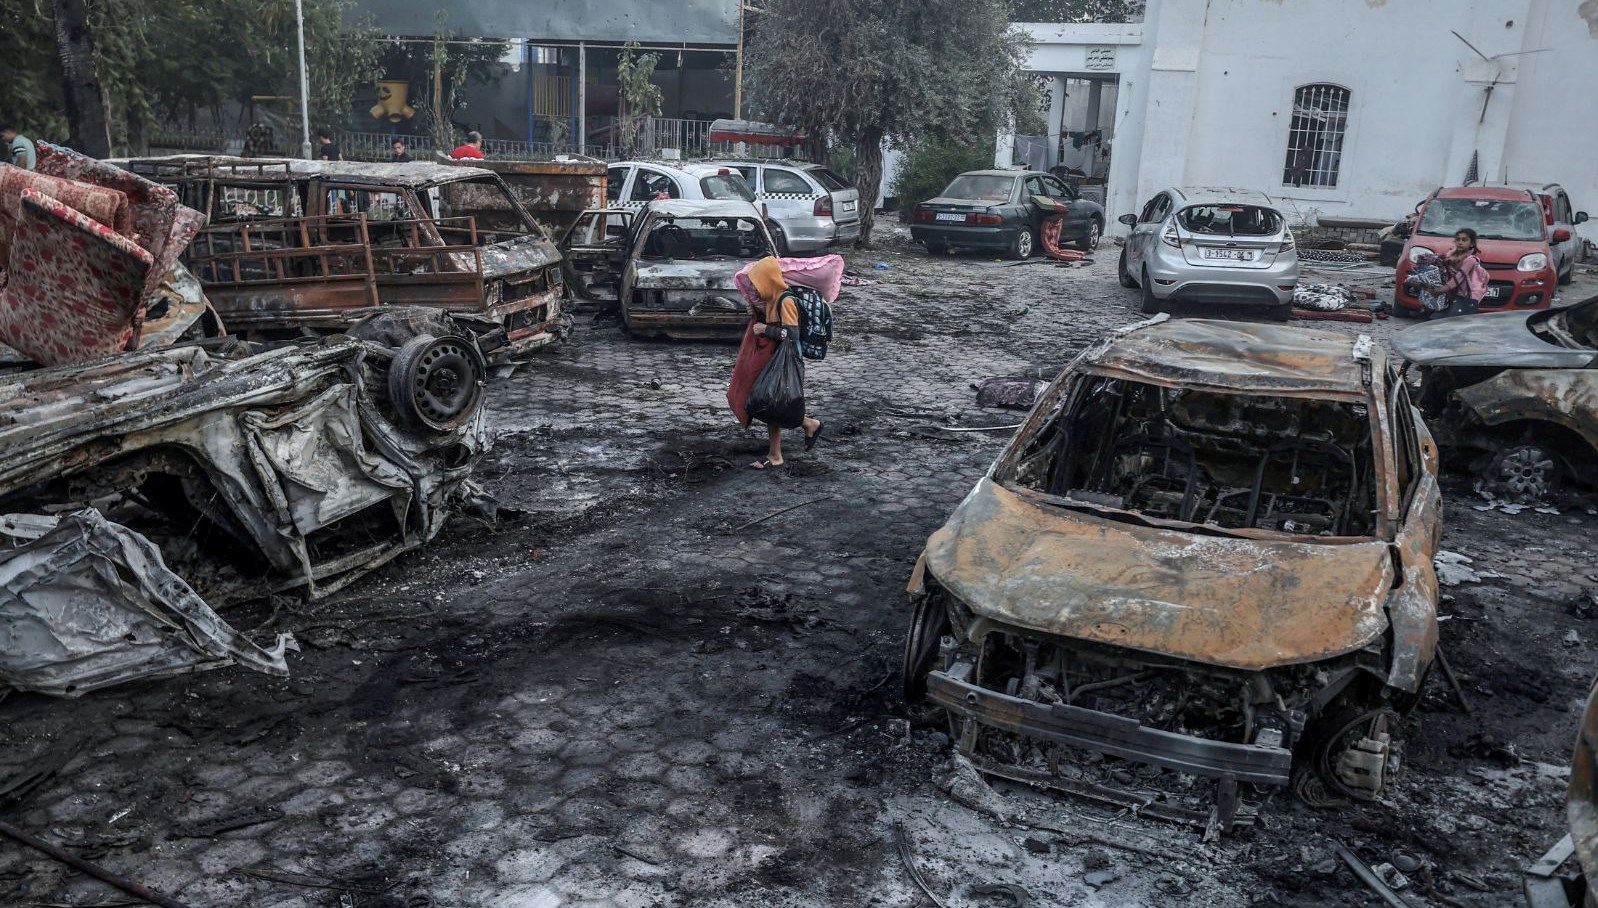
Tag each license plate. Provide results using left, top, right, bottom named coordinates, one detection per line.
left=935, top=212, right=965, bottom=223
left=841, top=202, right=856, bottom=213
left=1201, top=247, right=1251, bottom=261
left=1484, top=286, right=1504, bottom=300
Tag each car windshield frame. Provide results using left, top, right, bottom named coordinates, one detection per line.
left=1533, top=297, right=1598, bottom=350
left=1176, top=204, right=1285, bottom=237
left=699, top=174, right=756, bottom=202
left=995, top=369, right=1387, bottom=542
left=1417, top=198, right=1546, bottom=242
left=638, top=215, right=771, bottom=261
left=942, top=175, right=1016, bottom=204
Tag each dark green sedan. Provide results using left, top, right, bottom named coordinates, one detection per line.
left=910, top=169, right=1105, bottom=259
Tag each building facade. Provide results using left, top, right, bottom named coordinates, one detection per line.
left=1017, top=0, right=1598, bottom=241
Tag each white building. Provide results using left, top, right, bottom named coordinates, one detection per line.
left=1014, top=0, right=1598, bottom=241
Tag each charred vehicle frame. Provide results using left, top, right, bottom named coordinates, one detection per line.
left=903, top=317, right=1443, bottom=834
left=120, top=156, right=568, bottom=360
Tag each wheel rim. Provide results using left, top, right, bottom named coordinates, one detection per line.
left=1018, top=230, right=1033, bottom=257
left=1498, top=446, right=1557, bottom=500
left=1089, top=222, right=1101, bottom=249
left=409, top=338, right=481, bottom=428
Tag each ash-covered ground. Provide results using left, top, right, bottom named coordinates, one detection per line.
left=4, top=227, right=1598, bottom=907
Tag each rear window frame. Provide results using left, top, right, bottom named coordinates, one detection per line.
left=699, top=174, right=756, bottom=202
left=1175, top=204, right=1286, bottom=237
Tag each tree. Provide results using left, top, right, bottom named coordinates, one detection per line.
left=743, top=0, right=1038, bottom=245
left=381, top=13, right=506, bottom=150
left=1010, top=0, right=1144, bottom=22
left=54, top=0, right=113, bottom=156
left=616, top=42, right=664, bottom=158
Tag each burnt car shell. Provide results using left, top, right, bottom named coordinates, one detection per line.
left=120, top=156, right=567, bottom=359
left=904, top=317, right=1442, bottom=832
left=1392, top=295, right=1598, bottom=500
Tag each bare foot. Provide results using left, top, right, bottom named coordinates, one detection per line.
left=750, top=458, right=784, bottom=470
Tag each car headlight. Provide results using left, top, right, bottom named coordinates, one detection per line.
left=1517, top=253, right=1548, bottom=272
left=1408, top=247, right=1432, bottom=264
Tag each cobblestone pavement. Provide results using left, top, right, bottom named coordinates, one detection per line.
left=4, top=229, right=1598, bottom=907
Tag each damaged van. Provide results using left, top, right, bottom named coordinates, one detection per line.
left=1393, top=294, right=1598, bottom=501
left=121, top=156, right=567, bottom=359
left=561, top=199, right=775, bottom=339
left=903, top=317, right=1442, bottom=834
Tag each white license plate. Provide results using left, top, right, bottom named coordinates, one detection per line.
left=1201, top=247, right=1251, bottom=261
left=841, top=201, right=856, bottom=212
left=1484, top=286, right=1504, bottom=300
left=935, top=212, right=966, bottom=223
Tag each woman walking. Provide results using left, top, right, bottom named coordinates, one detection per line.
left=727, top=255, right=842, bottom=470
left=1435, top=228, right=1489, bottom=319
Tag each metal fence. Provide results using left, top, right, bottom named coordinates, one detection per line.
left=148, top=117, right=750, bottom=164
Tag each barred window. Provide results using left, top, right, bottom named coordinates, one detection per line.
left=1283, top=84, right=1350, bottom=189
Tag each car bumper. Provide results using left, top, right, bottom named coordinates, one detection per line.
left=623, top=310, right=746, bottom=341
left=1393, top=274, right=1555, bottom=314
left=910, top=224, right=1015, bottom=250
left=926, top=662, right=1294, bottom=787
left=1147, top=252, right=1297, bottom=305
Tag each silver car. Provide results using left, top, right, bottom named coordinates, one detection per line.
left=714, top=160, right=862, bottom=254
left=1118, top=188, right=1300, bottom=320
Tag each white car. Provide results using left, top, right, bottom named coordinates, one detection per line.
left=606, top=161, right=756, bottom=211
left=711, top=160, right=862, bottom=254
left=1118, top=187, right=1301, bottom=321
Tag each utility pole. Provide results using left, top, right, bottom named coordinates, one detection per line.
left=294, top=0, right=313, bottom=159
left=733, top=1, right=745, bottom=119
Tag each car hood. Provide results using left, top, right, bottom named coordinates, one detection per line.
left=633, top=260, right=743, bottom=290
left=924, top=478, right=1394, bottom=671
left=1407, top=235, right=1550, bottom=266
left=481, top=235, right=561, bottom=280
left=1390, top=310, right=1595, bottom=368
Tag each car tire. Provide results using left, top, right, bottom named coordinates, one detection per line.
left=768, top=222, right=789, bottom=256
left=1483, top=441, right=1564, bottom=503
left=1117, top=246, right=1137, bottom=288
left=1273, top=301, right=1295, bottom=322
left=926, top=240, right=948, bottom=256
left=1077, top=218, right=1102, bottom=253
left=1139, top=268, right=1161, bottom=315
left=1391, top=303, right=1424, bottom=319
left=1560, top=263, right=1574, bottom=286
left=902, top=593, right=950, bottom=705
left=1007, top=226, right=1036, bottom=260
left=388, top=334, right=486, bottom=432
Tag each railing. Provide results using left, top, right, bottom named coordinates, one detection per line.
left=148, top=117, right=774, bottom=164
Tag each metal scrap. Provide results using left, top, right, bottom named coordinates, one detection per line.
left=893, top=821, right=948, bottom=908
left=1333, top=841, right=1414, bottom=908
left=0, top=819, right=196, bottom=908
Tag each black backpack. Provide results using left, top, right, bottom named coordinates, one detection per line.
left=784, top=286, right=833, bottom=361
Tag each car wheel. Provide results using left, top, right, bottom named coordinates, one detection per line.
left=902, top=593, right=950, bottom=705
left=1560, top=263, right=1574, bottom=286
left=1273, top=301, right=1295, bottom=322
left=1007, top=226, right=1036, bottom=260
left=1139, top=268, right=1161, bottom=315
left=1077, top=218, right=1102, bottom=253
left=1117, top=246, right=1137, bottom=288
left=388, top=334, right=486, bottom=432
left=926, top=240, right=948, bottom=256
left=1484, top=441, right=1563, bottom=502
left=768, top=222, right=789, bottom=256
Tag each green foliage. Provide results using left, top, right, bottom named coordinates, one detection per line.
left=1009, top=0, right=1144, bottom=22
left=891, top=140, right=995, bottom=212
left=384, top=12, right=507, bottom=148
left=0, top=0, right=384, bottom=153
left=616, top=41, right=664, bottom=157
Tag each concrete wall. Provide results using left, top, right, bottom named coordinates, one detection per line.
left=1029, top=0, right=1598, bottom=240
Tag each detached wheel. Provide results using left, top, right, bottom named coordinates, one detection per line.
left=388, top=334, right=486, bottom=431
left=902, top=594, right=950, bottom=705
left=1007, top=226, right=1036, bottom=260
left=1485, top=442, right=1563, bottom=502
left=1140, top=268, right=1162, bottom=315
left=1117, top=246, right=1137, bottom=288
left=1077, top=218, right=1102, bottom=253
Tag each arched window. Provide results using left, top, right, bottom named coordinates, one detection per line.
left=1283, top=84, right=1350, bottom=188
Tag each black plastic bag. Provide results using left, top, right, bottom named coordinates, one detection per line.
left=746, top=335, right=806, bottom=429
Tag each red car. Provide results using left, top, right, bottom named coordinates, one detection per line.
left=1393, top=186, right=1565, bottom=317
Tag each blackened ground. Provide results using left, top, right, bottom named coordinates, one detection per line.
left=3, top=228, right=1598, bottom=907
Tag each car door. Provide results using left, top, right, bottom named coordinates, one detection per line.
left=606, top=165, right=633, bottom=208
left=1385, top=379, right=1441, bottom=691
left=558, top=208, right=636, bottom=302
left=1128, top=193, right=1169, bottom=272
left=1041, top=175, right=1085, bottom=232
left=627, top=168, right=680, bottom=211
left=1552, top=190, right=1577, bottom=275
left=1022, top=176, right=1049, bottom=235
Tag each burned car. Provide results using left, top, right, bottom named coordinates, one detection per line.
left=562, top=199, right=775, bottom=339
left=1393, top=294, right=1598, bottom=501
left=0, top=309, right=489, bottom=696
left=903, top=317, right=1443, bottom=833
left=120, top=156, right=567, bottom=360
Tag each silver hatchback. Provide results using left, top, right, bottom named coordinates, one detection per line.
left=713, top=160, right=862, bottom=254
left=1118, top=188, right=1300, bottom=320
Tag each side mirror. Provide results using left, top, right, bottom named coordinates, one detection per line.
left=1118, top=213, right=1138, bottom=227
left=1553, top=228, right=1573, bottom=244
left=1577, top=211, right=1590, bottom=225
